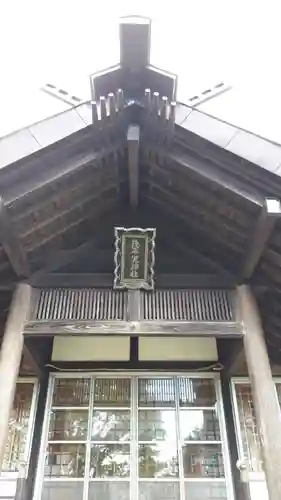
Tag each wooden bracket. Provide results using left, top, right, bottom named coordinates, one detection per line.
left=241, top=198, right=281, bottom=281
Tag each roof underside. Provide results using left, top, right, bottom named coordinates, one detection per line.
left=1, top=17, right=281, bottom=365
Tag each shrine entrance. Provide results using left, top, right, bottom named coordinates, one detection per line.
left=34, top=373, right=234, bottom=500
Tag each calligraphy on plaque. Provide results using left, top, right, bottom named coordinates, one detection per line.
left=114, top=227, right=156, bottom=290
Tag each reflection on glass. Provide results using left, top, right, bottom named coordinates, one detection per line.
left=235, top=384, right=263, bottom=472
left=184, top=481, right=227, bottom=500
left=44, top=444, right=85, bottom=477
left=139, top=443, right=179, bottom=478
left=94, top=379, right=131, bottom=407
left=52, top=378, right=90, bottom=406
left=42, top=481, right=83, bottom=500
left=92, top=411, right=130, bottom=441
left=138, top=410, right=176, bottom=441
left=2, top=382, right=34, bottom=472
left=138, top=379, right=175, bottom=407
left=139, top=482, right=180, bottom=500
left=182, top=444, right=224, bottom=478
left=180, top=410, right=220, bottom=441
left=178, top=378, right=216, bottom=407
left=49, top=410, right=88, bottom=441
left=88, top=482, right=130, bottom=500
left=90, top=444, right=130, bottom=478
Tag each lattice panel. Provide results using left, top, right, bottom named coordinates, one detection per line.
left=2, top=382, right=34, bottom=472
left=234, top=383, right=263, bottom=473
left=35, top=288, right=127, bottom=320
left=142, top=289, right=232, bottom=321
left=138, top=378, right=176, bottom=407
left=93, top=379, right=131, bottom=407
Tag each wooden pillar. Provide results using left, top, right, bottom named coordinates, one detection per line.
left=0, top=284, right=32, bottom=469
left=237, top=285, right=281, bottom=500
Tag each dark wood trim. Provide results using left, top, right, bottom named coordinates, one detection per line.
left=25, top=370, right=49, bottom=500
left=23, top=339, right=44, bottom=378
left=240, top=198, right=281, bottom=281
left=220, top=369, right=249, bottom=500
left=165, top=148, right=264, bottom=206
left=130, top=337, right=139, bottom=362
left=127, top=125, right=140, bottom=207
left=30, top=240, right=102, bottom=279
left=28, top=272, right=236, bottom=289
left=24, top=319, right=243, bottom=337
left=0, top=198, right=30, bottom=277
left=46, top=360, right=218, bottom=371
left=217, top=338, right=246, bottom=375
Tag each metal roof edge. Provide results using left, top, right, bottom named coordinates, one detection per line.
left=176, top=103, right=281, bottom=176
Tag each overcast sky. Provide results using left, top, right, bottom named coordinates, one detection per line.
left=0, top=0, right=280, bottom=142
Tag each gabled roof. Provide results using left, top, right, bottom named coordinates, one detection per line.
left=1, top=16, right=281, bottom=363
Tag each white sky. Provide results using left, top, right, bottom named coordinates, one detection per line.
left=0, top=0, right=280, bottom=142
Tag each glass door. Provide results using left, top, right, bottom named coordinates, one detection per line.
left=35, top=374, right=234, bottom=500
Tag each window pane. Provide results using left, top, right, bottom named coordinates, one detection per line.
left=180, top=410, right=220, bottom=441
left=234, top=383, right=263, bottom=472
left=92, top=411, right=130, bottom=441
left=139, top=482, right=180, bottom=500
left=44, top=444, right=85, bottom=477
left=49, top=410, right=88, bottom=441
left=182, top=444, right=224, bottom=478
left=138, top=410, right=176, bottom=441
left=178, top=378, right=216, bottom=407
left=94, top=379, right=131, bottom=407
left=138, top=379, right=175, bottom=407
left=52, top=379, right=90, bottom=407
left=41, top=481, right=83, bottom=500
left=139, top=443, right=179, bottom=478
left=184, top=481, right=227, bottom=500
left=88, top=482, right=130, bottom=500
left=2, top=382, right=34, bottom=472
left=90, top=444, right=130, bottom=478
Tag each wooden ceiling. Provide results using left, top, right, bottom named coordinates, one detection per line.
left=1, top=97, right=281, bottom=364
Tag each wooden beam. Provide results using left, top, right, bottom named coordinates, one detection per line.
left=217, top=338, right=246, bottom=375
left=143, top=193, right=237, bottom=275
left=0, top=198, right=30, bottom=277
left=24, top=319, right=243, bottom=337
left=127, top=290, right=141, bottom=321
left=0, top=284, right=32, bottom=468
left=171, top=150, right=265, bottom=206
left=237, top=285, right=281, bottom=500
left=241, top=198, right=281, bottom=281
left=22, top=338, right=52, bottom=377
left=30, top=239, right=103, bottom=278
left=47, top=360, right=218, bottom=371
left=29, top=273, right=235, bottom=288
left=127, top=125, right=140, bottom=207
left=151, top=146, right=264, bottom=206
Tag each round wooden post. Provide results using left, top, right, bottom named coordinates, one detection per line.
left=0, top=284, right=32, bottom=469
left=237, top=285, right=281, bottom=500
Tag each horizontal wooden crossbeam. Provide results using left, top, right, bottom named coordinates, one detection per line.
left=24, top=319, right=243, bottom=337
left=28, top=272, right=235, bottom=288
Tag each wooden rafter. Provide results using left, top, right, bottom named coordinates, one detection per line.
left=0, top=198, right=30, bottom=277
left=30, top=238, right=106, bottom=279
left=241, top=198, right=281, bottom=281
left=127, top=125, right=140, bottom=207
left=151, top=146, right=264, bottom=206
